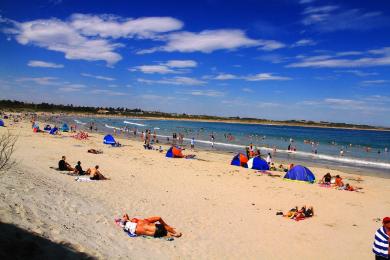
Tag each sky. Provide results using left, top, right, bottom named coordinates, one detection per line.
left=1, top=0, right=390, bottom=126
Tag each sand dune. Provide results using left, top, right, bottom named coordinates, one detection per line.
left=0, top=118, right=389, bottom=259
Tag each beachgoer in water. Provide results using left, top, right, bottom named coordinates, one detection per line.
left=120, top=214, right=182, bottom=238
left=86, top=165, right=107, bottom=180
left=58, top=156, right=74, bottom=171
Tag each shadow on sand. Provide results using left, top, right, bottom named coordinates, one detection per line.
left=0, top=222, right=94, bottom=259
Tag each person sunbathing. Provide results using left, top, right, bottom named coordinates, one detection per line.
left=86, top=165, right=108, bottom=180
left=121, top=214, right=182, bottom=238
left=320, top=173, right=332, bottom=184
left=58, top=156, right=74, bottom=171
left=88, top=149, right=103, bottom=154
left=74, top=161, right=85, bottom=175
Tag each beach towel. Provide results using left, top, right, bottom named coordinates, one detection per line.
left=75, top=176, right=96, bottom=182
left=49, top=166, right=80, bottom=176
left=114, top=218, right=174, bottom=241
left=319, top=183, right=332, bottom=188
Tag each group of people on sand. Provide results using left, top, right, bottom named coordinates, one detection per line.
left=58, top=156, right=108, bottom=180
left=319, top=172, right=360, bottom=191
left=278, top=205, right=314, bottom=221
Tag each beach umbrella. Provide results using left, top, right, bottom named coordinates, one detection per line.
left=284, top=165, right=315, bottom=183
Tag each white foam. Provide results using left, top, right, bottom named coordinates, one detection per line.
left=104, top=124, right=124, bottom=131
left=123, top=121, right=146, bottom=127
left=74, top=119, right=87, bottom=125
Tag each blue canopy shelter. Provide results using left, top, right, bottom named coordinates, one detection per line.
left=231, top=153, right=248, bottom=168
left=49, top=127, right=58, bottom=135
left=62, top=123, right=70, bottom=132
left=247, top=157, right=269, bottom=170
left=0, top=119, right=4, bottom=127
left=103, top=134, right=116, bottom=145
left=284, top=165, right=316, bottom=183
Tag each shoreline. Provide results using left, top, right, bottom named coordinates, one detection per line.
left=42, top=114, right=390, bottom=178
left=8, top=110, right=390, bottom=132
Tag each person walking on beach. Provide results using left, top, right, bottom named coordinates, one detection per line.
left=190, top=137, right=195, bottom=150
left=372, top=217, right=390, bottom=259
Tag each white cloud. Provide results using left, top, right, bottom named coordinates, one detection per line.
left=288, top=47, right=390, bottom=68
left=165, top=60, right=197, bottom=68
left=291, top=38, right=316, bottom=47
left=138, top=76, right=206, bottom=86
left=137, top=29, right=285, bottom=54
left=3, top=14, right=183, bottom=66
left=27, top=60, right=64, bottom=68
left=336, top=51, right=363, bottom=57
left=131, top=59, right=198, bottom=74
left=69, top=14, right=183, bottom=39
left=245, top=73, right=291, bottom=81
left=16, top=77, right=59, bottom=85
left=187, top=90, right=224, bottom=97
left=59, top=84, right=86, bottom=92
left=90, top=89, right=127, bottom=96
left=215, top=73, right=238, bottom=80
left=81, top=73, right=115, bottom=81
left=300, top=97, right=390, bottom=112
left=361, top=80, right=389, bottom=85
left=132, top=65, right=177, bottom=74
left=302, top=5, right=387, bottom=32
left=337, top=70, right=378, bottom=77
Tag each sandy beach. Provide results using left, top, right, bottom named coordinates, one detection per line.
left=1, top=117, right=389, bottom=259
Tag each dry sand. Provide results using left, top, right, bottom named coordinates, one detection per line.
left=0, top=118, right=389, bottom=259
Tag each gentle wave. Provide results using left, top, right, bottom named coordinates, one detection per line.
left=123, top=121, right=146, bottom=127
left=74, top=119, right=87, bottom=125
left=104, top=124, right=124, bottom=131
left=154, top=127, right=160, bottom=130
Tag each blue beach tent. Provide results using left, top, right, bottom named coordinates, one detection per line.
left=284, top=165, right=316, bottom=183
left=0, top=119, right=4, bottom=127
left=62, top=123, right=69, bottom=132
left=247, top=157, right=269, bottom=171
left=49, top=127, right=58, bottom=135
left=231, top=153, right=248, bottom=168
left=103, top=134, right=116, bottom=145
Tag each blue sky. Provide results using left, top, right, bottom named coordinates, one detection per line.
left=1, top=0, right=390, bottom=126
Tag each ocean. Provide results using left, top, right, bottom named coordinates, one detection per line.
left=58, top=116, right=390, bottom=176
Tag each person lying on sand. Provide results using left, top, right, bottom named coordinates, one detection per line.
left=121, top=214, right=182, bottom=238
left=86, top=165, right=108, bottom=180
left=283, top=206, right=314, bottom=220
left=58, top=156, right=74, bottom=171
left=74, top=161, right=85, bottom=175
left=88, top=149, right=103, bottom=154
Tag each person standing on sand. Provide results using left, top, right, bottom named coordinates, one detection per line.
left=373, top=217, right=390, bottom=259
left=191, top=137, right=195, bottom=150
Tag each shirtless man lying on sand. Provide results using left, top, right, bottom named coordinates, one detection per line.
left=85, top=165, right=108, bottom=180
left=121, top=214, right=182, bottom=238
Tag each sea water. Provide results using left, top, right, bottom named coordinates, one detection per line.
left=63, top=116, right=390, bottom=175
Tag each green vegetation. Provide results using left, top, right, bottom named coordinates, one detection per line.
left=1, top=99, right=389, bottom=130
